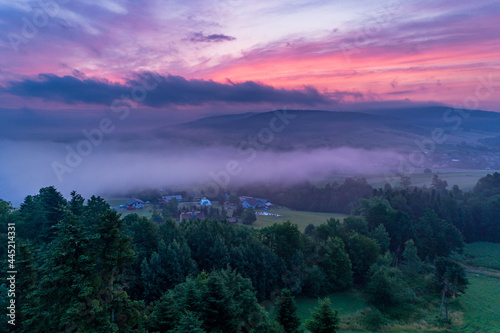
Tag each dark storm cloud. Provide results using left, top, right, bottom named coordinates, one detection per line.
left=188, top=32, right=236, bottom=43
left=3, top=73, right=332, bottom=107
left=4, top=74, right=124, bottom=105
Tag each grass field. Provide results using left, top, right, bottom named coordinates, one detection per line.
left=252, top=206, right=346, bottom=231
left=457, top=274, right=500, bottom=332
left=319, top=168, right=492, bottom=191
left=295, top=290, right=449, bottom=333
left=464, top=242, right=500, bottom=270
left=267, top=290, right=368, bottom=332
left=295, top=290, right=367, bottom=322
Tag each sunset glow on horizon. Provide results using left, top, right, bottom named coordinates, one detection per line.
left=1, top=0, right=499, bottom=112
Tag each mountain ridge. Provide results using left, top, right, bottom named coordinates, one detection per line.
left=154, top=107, right=500, bottom=153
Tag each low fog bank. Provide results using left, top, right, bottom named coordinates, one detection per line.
left=0, top=139, right=402, bottom=206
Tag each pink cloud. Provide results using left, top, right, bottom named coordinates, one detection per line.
left=0, top=0, right=499, bottom=110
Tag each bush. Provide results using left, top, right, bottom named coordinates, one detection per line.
left=365, top=265, right=415, bottom=310
left=362, top=308, right=386, bottom=330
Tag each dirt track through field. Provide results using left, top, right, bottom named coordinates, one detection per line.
left=463, top=263, right=500, bottom=281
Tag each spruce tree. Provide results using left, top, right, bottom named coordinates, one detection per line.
left=275, top=289, right=301, bottom=333
left=69, top=190, right=85, bottom=216
left=402, top=239, right=421, bottom=274
left=305, top=298, right=339, bottom=333
left=94, top=209, right=139, bottom=331
left=16, top=241, right=37, bottom=325
left=26, top=210, right=105, bottom=332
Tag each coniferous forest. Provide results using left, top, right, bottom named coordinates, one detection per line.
left=1, top=173, right=500, bottom=332
left=2, top=0, right=500, bottom=331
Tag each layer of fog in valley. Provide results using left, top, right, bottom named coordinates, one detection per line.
left=0, top=139, right=401, bottom=205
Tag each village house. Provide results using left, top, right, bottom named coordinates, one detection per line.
left=126, top=198, right=145, bottom=210
left=239, top=196, right=271, bottom=209
left=199, top=198, right=212, bottom=206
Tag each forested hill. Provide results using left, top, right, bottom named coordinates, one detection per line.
left=1, top=173, right=499, bottom=331
left=156, top=107, right=500, bottom=152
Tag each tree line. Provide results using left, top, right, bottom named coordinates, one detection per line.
left=238, top=173, right=500, bottom=243
left=1, top=172, right=498, bottom=331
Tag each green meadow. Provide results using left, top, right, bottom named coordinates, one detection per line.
left=464, top=242, right=500, bottom=270
left=252, top=206, right=346, bottom=231
left=456, top=273, right=500, bottom=332
left=318, top=168, right=492, bottom=191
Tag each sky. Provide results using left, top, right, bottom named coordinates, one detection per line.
left=1, top=0, right=499, bottom=113
left=1, top=0, right=500, bottom=204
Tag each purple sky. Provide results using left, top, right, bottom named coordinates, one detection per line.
left=1, top=0, right=499, bottom=113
